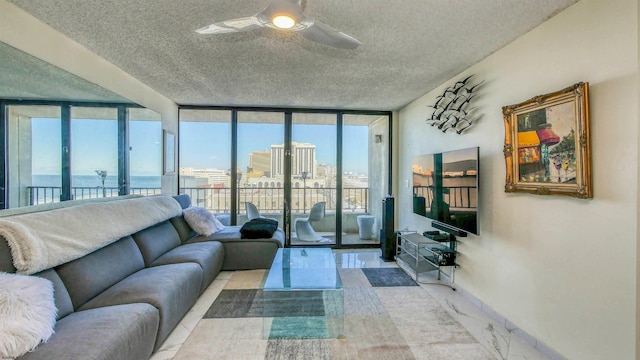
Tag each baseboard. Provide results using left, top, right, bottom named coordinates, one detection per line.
left=453, top=285, right=567, bottom=360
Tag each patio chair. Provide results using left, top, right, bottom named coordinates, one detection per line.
left=295, top=202, right=326, bottom=241
left=246, top=202, right=262, bottom=220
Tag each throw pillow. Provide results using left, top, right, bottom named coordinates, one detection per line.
left=212, top=215, right=227, bottom=231
left=240, top=218, right=278, bottom=239
left=0, top=272, right=57, bottom=358
left=183, top=207, right=225, bottom=236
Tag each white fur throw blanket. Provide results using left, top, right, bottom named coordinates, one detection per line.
left=0, top=196, right=183, bottom=275
left=0, top=272, right=57, bottom=358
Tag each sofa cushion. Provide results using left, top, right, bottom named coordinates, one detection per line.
left=187, top=226, right=284, bottom=270
left=20, top=304, right=159, bottom=360
left=151, top=242, right=224, bottom=294
left=190, top=226, right=285, bottom=245
left=169, top=216, right=196, bottom=243
left=132, top=221, right=182, bottom=267
left=172, top=194, right=191, bottom=209
left=34, top=269, right=73, bottom=320
left=191, top=225, right=244, bottom=241
left=78, top=263, right=202, bottom=350
left=55, top=236, right=144, bottom=310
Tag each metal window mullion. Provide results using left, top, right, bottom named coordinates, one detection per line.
left=230, top=109, right=238, bottom=225
left=283, top=112, right=292, bottom=247
left=118, top=106, right=129, bottom=195
left=388, top=113, right=393, bottom=196
left=61, top=104, right=72, bottom=201
left=0, top=102, right=6, bottom=209
left=336, top=112, right=343, bottom=248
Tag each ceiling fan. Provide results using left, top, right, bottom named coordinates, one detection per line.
left=196, top=0, right=362, bottom=49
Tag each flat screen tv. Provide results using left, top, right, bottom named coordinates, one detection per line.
left=412, top=147, right=479, bottom=235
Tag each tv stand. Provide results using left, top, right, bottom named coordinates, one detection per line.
left=432, top=221, right=467, bottom=238
left=396, top=232, right=457, bottom=282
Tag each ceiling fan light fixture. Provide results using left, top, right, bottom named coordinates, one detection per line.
left=272, top=15, right=296, bottom=29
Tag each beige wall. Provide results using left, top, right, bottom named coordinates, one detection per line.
left=0, top=0, right=179, bottom=194
left=397, top=0, right=638, bottom=359
left=637, top=2, right=640, bottom=357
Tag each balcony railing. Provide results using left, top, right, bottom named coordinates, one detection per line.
left=413, top=185, right=477, bottom=209
left=27, top=186, right=163, bottom=205
left=26, top=186, right=369, bottom=214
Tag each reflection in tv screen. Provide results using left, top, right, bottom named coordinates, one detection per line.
left=412, top=147, right=479, bottom=235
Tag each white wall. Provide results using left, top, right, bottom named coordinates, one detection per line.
left=0, top=0, right=179, bottom=194
left=397, top=0, right=638, bottom=359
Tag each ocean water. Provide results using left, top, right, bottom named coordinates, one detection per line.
left=33, top=174, right=161, bottom=188
left=29, top=174, right=161, bottom=204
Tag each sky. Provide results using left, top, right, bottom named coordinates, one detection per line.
left=179, top=121, right=369, bottom=175
left=30, top=118, right=369, bottom=176
left=31, top=118, right=161, bottom=176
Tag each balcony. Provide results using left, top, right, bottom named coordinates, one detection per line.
left=26, top=186, right=373, bottom=244
left=28, top=185, right=368, bottom=213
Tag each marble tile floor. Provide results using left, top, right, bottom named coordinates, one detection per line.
left=290, top=233, right=381, bottom=246
left=150, top=249, right=552, bottom=360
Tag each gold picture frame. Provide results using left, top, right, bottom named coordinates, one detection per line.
left=502, top=82, right=592, bottom=198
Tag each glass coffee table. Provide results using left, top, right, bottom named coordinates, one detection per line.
left=262, top=248, right=344, bottom=339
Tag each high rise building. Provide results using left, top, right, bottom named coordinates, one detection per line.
left=270, top=142, right=316, bottom=178
left=249, top=151, right=271, bottom=177
left=292, top=142, right=316, bottom=178
left=271, top=144, right=285, bottom=178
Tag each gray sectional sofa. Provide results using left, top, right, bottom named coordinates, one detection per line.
left=0, top=194, right=283, bottom=360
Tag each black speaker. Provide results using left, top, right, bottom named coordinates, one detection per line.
left=380, top=196, right=395, bottom=261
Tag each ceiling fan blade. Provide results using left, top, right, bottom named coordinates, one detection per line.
left=296, top=20, right=361, bottom=49
left=196, top=16, right=264, bottom=35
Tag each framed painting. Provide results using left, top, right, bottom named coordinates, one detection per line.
left=163, top=130, right=176, bottom=175
left=502, top=82, right=592, bottom=198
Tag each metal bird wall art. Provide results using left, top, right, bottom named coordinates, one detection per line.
left=426, top=75, right=483, bottom=134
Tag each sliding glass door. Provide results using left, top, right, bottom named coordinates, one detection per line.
left=178, top=107, right=391, bottom=248
left=237, top=111, right=285, bottom=227
left=342, top=114, right=390, bottom=246
left=291, top=113, right=337, bottom=246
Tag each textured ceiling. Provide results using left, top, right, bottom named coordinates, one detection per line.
left=7, top=0, right=578, bottom=110
left=0, top=42, right=131, bottom=103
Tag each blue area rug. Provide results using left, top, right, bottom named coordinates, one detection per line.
left=203, top=290, right=327, bottom=319
left=361, top=268, right=418, bottom=287
left=268, top=316, right=329, bottom=339
left=178, top=267, right=495, bottom=360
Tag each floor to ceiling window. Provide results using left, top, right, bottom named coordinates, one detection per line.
left=6, top=105, right=61, bottom=208
left=178, top=109, right=232, bottom=215
left=342, top=114, right=390, bottom=246
left=1, top=101, right=161, bottom=209
left=128, top=108, right=162, bottom=195
left=71, top=107, right=119, bottom=199
left=178, top=107, right=392, bottom=248
left=291, top=113, right=337, bottom=246
left=237, top=111, right=285, bottom=226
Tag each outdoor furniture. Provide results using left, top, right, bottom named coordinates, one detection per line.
left=294, top=202, right=326, bottom=242
left=246, top=202, right=262, bottom=220
left=357, top=215, right=376, bottom=240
